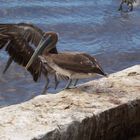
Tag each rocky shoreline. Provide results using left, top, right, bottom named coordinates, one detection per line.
left=0, top=65, right=140, bottom=140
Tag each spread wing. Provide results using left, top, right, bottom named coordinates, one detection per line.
left=0, top=23, right=45, bottom=47
left=0, top=33, right=43, bottom=81
left=47, top=53, right=106, bottom=75
left=0, top=23, right=58, bottom=80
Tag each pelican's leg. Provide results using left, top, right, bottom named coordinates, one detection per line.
left=54, top=74, right=60, bottom=89
left=73, top=79, right=79, bottom=87
left=129, top=3, right=133, bottom=11
left=41, top=76, right=50, bottom=94
left=3, top=56, right=13, bottom=74
left=118, top=1, right=124, bottom=11
left=64, top=79, right=72, bottom=89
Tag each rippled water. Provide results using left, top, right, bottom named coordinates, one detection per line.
left=0, top=0, right=140, bottom=106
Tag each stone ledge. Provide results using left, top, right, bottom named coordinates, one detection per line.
left=0, top=65, right=140, bottom=140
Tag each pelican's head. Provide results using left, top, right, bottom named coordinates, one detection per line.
left=25, top=32, right=59, bottom=69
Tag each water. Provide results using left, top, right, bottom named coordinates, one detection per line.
left=0, top=0, right=140, bottom=106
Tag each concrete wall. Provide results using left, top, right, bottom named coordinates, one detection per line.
left=0, top=65, right=140, bottom=140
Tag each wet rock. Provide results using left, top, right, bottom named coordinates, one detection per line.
left=0, top=65, right=140, bottom=140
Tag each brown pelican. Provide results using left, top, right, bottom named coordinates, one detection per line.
left=0, top=23, right=58, bottom=94
left=26, top=40, right=107, bottom=90
left=118, top=0, right=136, bottom=12
left=40, top=53, right=107, bottom=89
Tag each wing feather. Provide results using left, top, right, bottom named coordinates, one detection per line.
left=0, top=33, right=43, bottom=81
left=47, top=53, right=106, bottom=75
left=0, top=23, right=45, bottom=46
left=47, top=53, right=95, bottom=72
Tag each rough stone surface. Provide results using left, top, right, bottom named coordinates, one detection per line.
left=0, top=65, right=140, bottom=140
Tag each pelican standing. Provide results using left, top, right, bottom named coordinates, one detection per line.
left=26, top=38, right=107, bottom=90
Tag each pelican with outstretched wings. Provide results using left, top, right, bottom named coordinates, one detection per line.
left=0, top=23, right=58, bottom=94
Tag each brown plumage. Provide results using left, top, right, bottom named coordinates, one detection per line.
left=0, top=23, right=58, bottom=94
left=41, top=52, right=107, bottom=89
left=0, top=23, right=44, bottom=46
left=45, top=53, right=105, bottom=74
left=0, top=33, right=42, bottom=81
left=0, top=23, right=58, bottom=77
left=0, top=23, right=58, bottom=55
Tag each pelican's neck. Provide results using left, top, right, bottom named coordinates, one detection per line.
left=43, top=32, right=58, bottom=54
left=48, top=46, right=58, bottom=54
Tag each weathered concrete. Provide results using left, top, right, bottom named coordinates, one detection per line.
left=0, top=65, right=140, bottom=140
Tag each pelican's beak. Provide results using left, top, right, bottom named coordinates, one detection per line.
left=94, top=60, right=108, bottom=77
left=25, top=35, right=52, bottom=70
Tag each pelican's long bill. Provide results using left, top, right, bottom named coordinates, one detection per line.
left=25, top=35, right=52, bottom=70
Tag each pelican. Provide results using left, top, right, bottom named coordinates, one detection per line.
left=26, top=39, right=107, bottom=90
left=0, top=23, right=59, bottom=94
left=39, top=53, right=107, bottom=89
left=118, top=0, right=136, bottom=12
